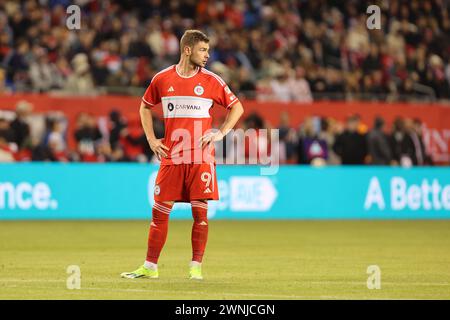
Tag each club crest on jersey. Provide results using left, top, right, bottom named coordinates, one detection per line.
left=194, top=85, right=204, bottom=96
left=154, top=185, right=160, bottom=195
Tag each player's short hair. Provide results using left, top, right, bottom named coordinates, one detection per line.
left=180, top=30, right=209, bottom=53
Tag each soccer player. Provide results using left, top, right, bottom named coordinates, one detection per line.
left=121, top=30, right=244, bottom=280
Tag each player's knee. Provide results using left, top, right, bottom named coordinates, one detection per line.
left=190, top=200, right=208, bottom=224
left=192, top=212, right=208, bottom=225
left=151, top=213, right=169, bottom=227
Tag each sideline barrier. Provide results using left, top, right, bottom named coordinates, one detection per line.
left=0, top=163, right=449, bottom=220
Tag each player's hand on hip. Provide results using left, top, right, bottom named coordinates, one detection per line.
left=149, top=139, right=169, bottom=160
left=199, top=130, right=224, bottom=149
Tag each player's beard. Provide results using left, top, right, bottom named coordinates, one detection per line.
left=190, top=56, right=206, bottom=68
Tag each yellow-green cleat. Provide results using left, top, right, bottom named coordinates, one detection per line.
left=189, top=264, right=203, bottom=280
left=120, top=265, right=158, bottom=279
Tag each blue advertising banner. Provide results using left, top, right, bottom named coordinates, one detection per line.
left=0, top=163, right=449, bottom=220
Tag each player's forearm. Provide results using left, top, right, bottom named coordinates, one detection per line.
left=139, top=102, right=157, bottom=143
left=219, top=101, right=244, bottom=136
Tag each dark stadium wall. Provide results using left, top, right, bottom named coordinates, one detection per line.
left=1, top=94, right=449, bottom=163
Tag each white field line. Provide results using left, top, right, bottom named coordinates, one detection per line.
left=1, top=279, right=450, bottom=287
left=308, top=281, right=450, bottom=287
left=0, top=284, right=402, bottom=300
left=1, top=280, right=449, bottom=300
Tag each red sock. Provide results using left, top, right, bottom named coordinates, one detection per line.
left=146, top=201, right=172, bottom=264
left=191, top=200, right=209, bottom=263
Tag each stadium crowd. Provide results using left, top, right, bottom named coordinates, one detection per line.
left=0, top=0, right=445, bottom=165
left=0, top=0, right=449, bottom=101
left=0, top=100, right=433, bottom=166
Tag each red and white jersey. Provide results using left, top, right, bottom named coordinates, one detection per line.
left=142, top=64, right=239, bottom=165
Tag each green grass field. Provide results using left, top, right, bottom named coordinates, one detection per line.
left=1, top=220, right=449, bottom=299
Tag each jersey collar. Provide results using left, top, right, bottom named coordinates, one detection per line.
left=175, top=64, right=200, bottom=79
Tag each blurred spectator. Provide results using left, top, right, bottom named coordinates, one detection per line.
left=31, top=142, right=55, bottom=162
left=426, top=54, right=450, bottom=100
left=389, top=117, right=415, bottom=167
left=404, top=117, right=433, bottom=166
left=119, top=115, right=150, bottom=162
left=64, top=53, right=97, bottom=96
left=242, top=112, right=268, bottom=164
left=306, top=67, right=327, bottom=98
left=74, top=113, right=102, bottom=162
left=404, top=118, right=422, bottom=166
left=10, top=100, right=32, bottom=150
left=46, top=117, right=68, bottom=162
left=114, top=147, right=132, bottom=162
left=3, top=39, right=30, bottom=91
left=0, top=136, right=15, bottom=162
left=390, top=117, right=404, bottom=165
left=29, top=46, right=63, bottom=92
left=237, top=68, right=256, bottom=100
left=318, top=117, right=341, bottom=165
left=278, top=112, right=298, bottom=163
left=0, top=116, right=15, bottom=144
left=108, top=110, right=127, bottom=150
left=412, top=118, right=433, bottom=165
left=96, top=141, right=113, bottom=162
left=333, top=115, right=367, bottom=164
left=362, top=44, right=382, bottom=73
left=324, top=68, right=345, bottom=101
left=29, top=115, right=65, bottom=162
left=0, top=68, right=9, bottom=93
left=289, top=66, right=313, bottom=103
left=367, top=117, right=393, bottom=165
left=270, top=69, right=291, bottom=102
left=297, top=117, right=328, bottom=165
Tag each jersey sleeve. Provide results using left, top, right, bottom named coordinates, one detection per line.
left=142, top=76, right=161, bottom=107
left=213, top=82, right=240, bottom=109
